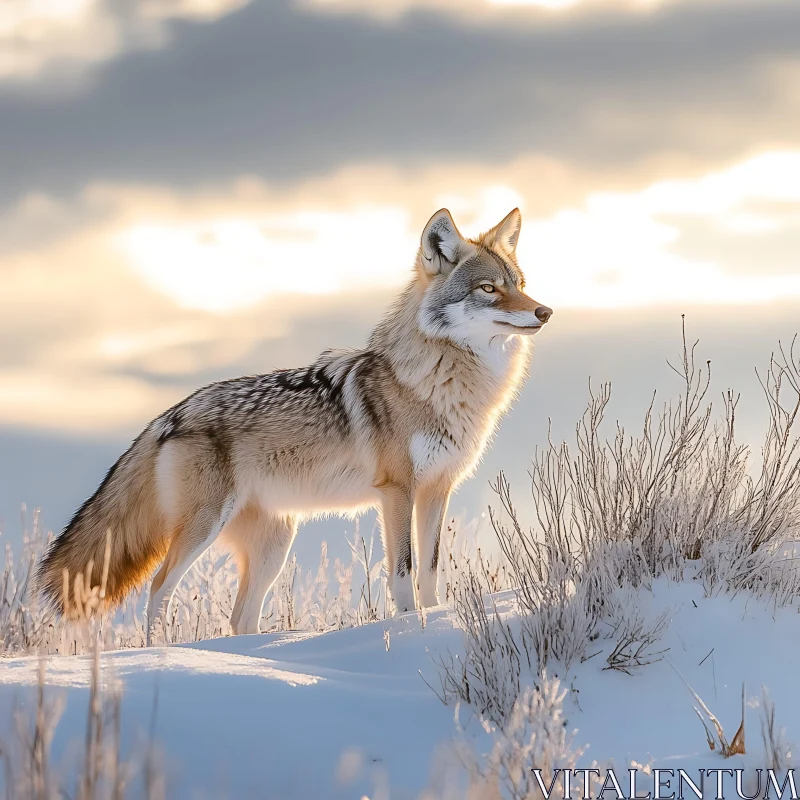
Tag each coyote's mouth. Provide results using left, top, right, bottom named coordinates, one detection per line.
left=494, top=321, right=544, bottom=334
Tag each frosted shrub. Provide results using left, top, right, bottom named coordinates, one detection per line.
left=348, top=528, right=386, bottom=624
left=438, top=514, right=512, bottom=603
left=0, top=508, right=55, bottom=654
left=460, top=674, right=586, bottom=800
left=523, top=325, right=800, bottom=603
left=0, top=540, right=166, bottom=800
left=441, top=323, right=800, bottom=729
left=164, top=548, right=237, bottom=644
left=0, top=519, right=391, bottom=655
left=432, top=563, right=523, bottom=727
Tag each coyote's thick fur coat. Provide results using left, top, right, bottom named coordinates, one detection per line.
left=37, top=208, right=552, bottom=638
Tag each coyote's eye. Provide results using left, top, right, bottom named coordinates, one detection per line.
left=479, top=283, right=496, bottom=294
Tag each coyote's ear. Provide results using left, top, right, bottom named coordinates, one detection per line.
left=420, top=208, right=465, bottom=276
left=484, top=208, right=522, bottom=254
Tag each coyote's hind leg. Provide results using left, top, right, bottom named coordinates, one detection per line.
left=225, top=506, right=297, bottom=635
left=147, top=502, right=230, bottom=645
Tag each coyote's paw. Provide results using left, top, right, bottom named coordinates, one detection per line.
left=390, top=574, right=414, bottom=614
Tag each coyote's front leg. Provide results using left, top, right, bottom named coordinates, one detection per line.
left=379, top=484, right=415, bottom=613
left=414, top=480, right=450, bottom=608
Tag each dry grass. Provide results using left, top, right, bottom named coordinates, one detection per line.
left=602, top=607, right=670, bottom=675
left=760, top=689, right=794, bottom=772
left=0, top=543, right=165, bottom=799
left=456, top=673, right=586, bottom=800
left=0, top=518, right=400, bottom=656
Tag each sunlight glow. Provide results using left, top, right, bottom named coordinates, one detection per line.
left=520, top=151, right=800, bottom=308
left=118, top=208, right=415, bottom=312
left=115, top=151, right=800, bottom=313
left=0, top=648, right=322, bottom=688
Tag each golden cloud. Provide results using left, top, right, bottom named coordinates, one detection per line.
left=2, top=149, right=799, bottom=432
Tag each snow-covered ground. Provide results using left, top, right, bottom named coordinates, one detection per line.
left=1, top=579, right=797, bottom=799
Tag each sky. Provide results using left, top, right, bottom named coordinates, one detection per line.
left=1, top=0, right=799, bottom=559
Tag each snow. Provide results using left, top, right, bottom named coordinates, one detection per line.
left=0, top=580, right=798, bottom=799
left=571, top=579, right=800, bottom=776
left=0, top=610, right=470, bottom=799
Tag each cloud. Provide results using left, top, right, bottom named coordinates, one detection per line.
left=525, top=151, right=800, bottom=308
left=139, top=0, right=253, bottom=22
left=0, top=0, right=752, bottom=87
left=0, top=0, right=118, bottom=82
left=118, top=206, right=416, bottom=312
left=0, top=0, right=251, bottom=83
left=0, top=0, right=798, bottom=208
left=93, top=151, right=800, bottom=313
left=298, top=0, right=672, bottom=20
left=0, top=368, right=176, bottom=435
left=1, top=150, right=799, bottom=435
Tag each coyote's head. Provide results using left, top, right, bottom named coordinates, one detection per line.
left=416, top=208, right=552, bottom=347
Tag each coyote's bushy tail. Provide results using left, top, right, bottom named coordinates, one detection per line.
left=37, top=430, right=171, bottom=615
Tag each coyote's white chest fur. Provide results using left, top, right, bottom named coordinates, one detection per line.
left=38, top=205, right=552, bottom=637
left=408, top=335, right=531, bottom=483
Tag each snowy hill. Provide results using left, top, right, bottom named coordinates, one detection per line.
left=1, top=579, right=797, bottom=799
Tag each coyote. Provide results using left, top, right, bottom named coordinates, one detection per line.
left=37, top=208, right=552, bottom=639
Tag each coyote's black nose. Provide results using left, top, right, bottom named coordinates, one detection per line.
left=535, top=306, right=553, bottom=323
